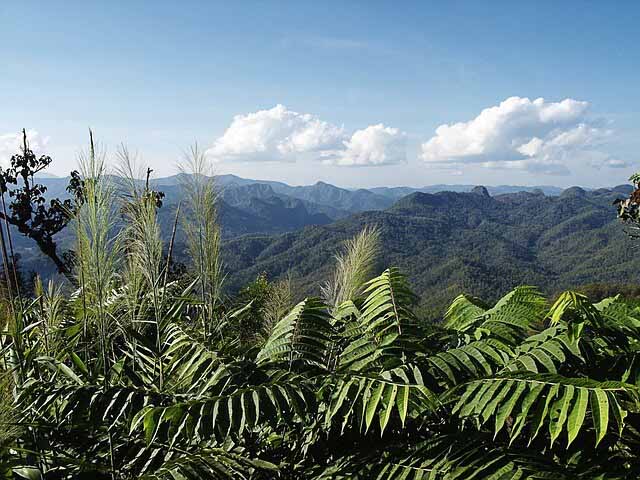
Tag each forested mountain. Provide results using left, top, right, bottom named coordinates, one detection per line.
left=9, top=174, right=634, bottom=318
left=159, top=174, right=394, bottom=213
left=219, top=183, right=351, bottom=220
left=29, top=174, right=568, bottom=244
left=222, top=184, right=636, bottom=317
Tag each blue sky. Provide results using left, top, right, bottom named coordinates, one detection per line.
left=2, top=1, right=640, bottom=187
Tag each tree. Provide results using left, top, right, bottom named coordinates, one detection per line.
left=614, top=172, right=640, bottom=237
left=0, top=129, right=84, bottom=283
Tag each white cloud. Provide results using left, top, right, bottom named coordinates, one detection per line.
left=586, top=152, right=634, bottom=170
left=207, top=104, right=345, bottom=162
left=324, top=124, right=407, bottom=166
left=420, top=96, right=613, bottom=175
left=0, top=130, right=50, bottom=167
left=208, top=105, right=407, bottom=167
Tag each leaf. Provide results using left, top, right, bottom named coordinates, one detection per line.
left=130, top=405, right=154, bottom=435
left=494, top=381, right=526, bottom=437
left=443, top=294, right=488, bottom=331
left=549, top=385, right=573, bottom=446
left=591, top=389, right=610, bottom=447
left=144, top=408, right=161, bottom=445
left=566, top=387, right=588, bottom=447
left=379, top=384, right=398, bottom=435
left=396, top=385, right=409, bottom=426
left=365, top=381, right=385, bottom=432
left=13, top=468, right=43, bottom=480
left=69, top=351, right=89, bottom=377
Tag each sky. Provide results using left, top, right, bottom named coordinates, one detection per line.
left=2, top=0, right=640, bottom=188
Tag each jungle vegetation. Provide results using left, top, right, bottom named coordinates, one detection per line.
left=1, top=136, right=640, bottom=479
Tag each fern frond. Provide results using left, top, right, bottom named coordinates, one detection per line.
left=476, top=286, right=547, bottom=345
left=134, top=377, right=314, bottom=445
left=443, top=294, right=489, bottom=331
left=325, top=365, right=438, bottom=435
left=548, top=291, right=600, bottom=327
left=338, top=268, right=418, bottom=372
left=256, top=297, right=333, bottom=368
left=503, top=325, right=582, bottom=374
left=138, top=448, right=278, bottom=480
left=427, top=340, right=512, bottom=385
left=374, top=434, right=574, bottom=480
left=449, top=372, right=637, bottom=448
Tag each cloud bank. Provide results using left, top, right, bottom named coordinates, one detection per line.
left=207, top=105, right=406, bottom=166
left=420, top=96, right=612, bottom=175
left=207, top=97, right=623, bottom=175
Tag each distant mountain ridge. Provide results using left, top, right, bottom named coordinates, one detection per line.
left=369, top=184, right=564, bottom=199
left=221, top=183, right=636, bottom=318
left=10, top=173, right=634, bottom=309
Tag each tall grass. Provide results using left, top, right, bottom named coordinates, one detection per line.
left=322, top=225, right=380, bottom=308
left=74, top=132, right=121, bottom=374
left=179, top=144, right=223, bottom=338
left=33, top=276, right=65, bottom=358
left=116, top=145, right=166, bottom=388
left=0, top=371, right=19, bottom=449
left=261, top=275, right=292, bottom=340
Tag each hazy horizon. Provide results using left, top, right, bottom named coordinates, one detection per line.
left=32, top=170, right=628, bottom=193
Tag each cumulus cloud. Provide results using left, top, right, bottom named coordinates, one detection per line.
left=0, top=130, right=50, bottom=167
left=207, top=104, right=345, bottom=162
left=420, top=96, right=613, bottom=175
left=324, top=124, right=407, bottom=166
left=208, top=105, right=406, bottom=166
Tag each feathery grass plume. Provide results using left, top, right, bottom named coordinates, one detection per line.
left=261, top=275, right=292, bottom=340
left=322, top=225, right=380, bottom=308
left=73, top=132, right=122, bottom=371
left=33, top=275, right=66, bottom=357
left=0, top=371, right=20, bottom=448
left=116, top=146, right=164, bottom=320
left=116, top=146, right=166, bottom=388
left=179, top=144, right=223, bottom=337
left=74, top=132, right=122, bottom=480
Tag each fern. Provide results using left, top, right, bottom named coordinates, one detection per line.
left=427, top=340, right=512, bottom=385
left=450, top=372, right=637, bottom=448
left=338, top=268, right=418, bottom=372
left=443, top=294, right=489, bottom=331
left=257, top=297, right=333, bottom=368
left=325, top=365, right=438, bottom=435
left=476, top=287, right=547, bottom=345
left=503, top=325, right=582, bottom=373
left=134, top=377, right=315, bottom=445
left=138, top=449, right=278, bottom=480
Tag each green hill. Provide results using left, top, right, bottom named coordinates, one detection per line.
left=222, top=185, right=637, bottom=317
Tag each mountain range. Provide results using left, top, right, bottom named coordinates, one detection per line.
left=219, top=183, right=637, bottom=318
left=13, top=174, right=637, bottom=317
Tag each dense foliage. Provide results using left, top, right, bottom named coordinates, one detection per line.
left=2, top=153, right=640, bottom=479
left=0, top=129, right=84, bottom=282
